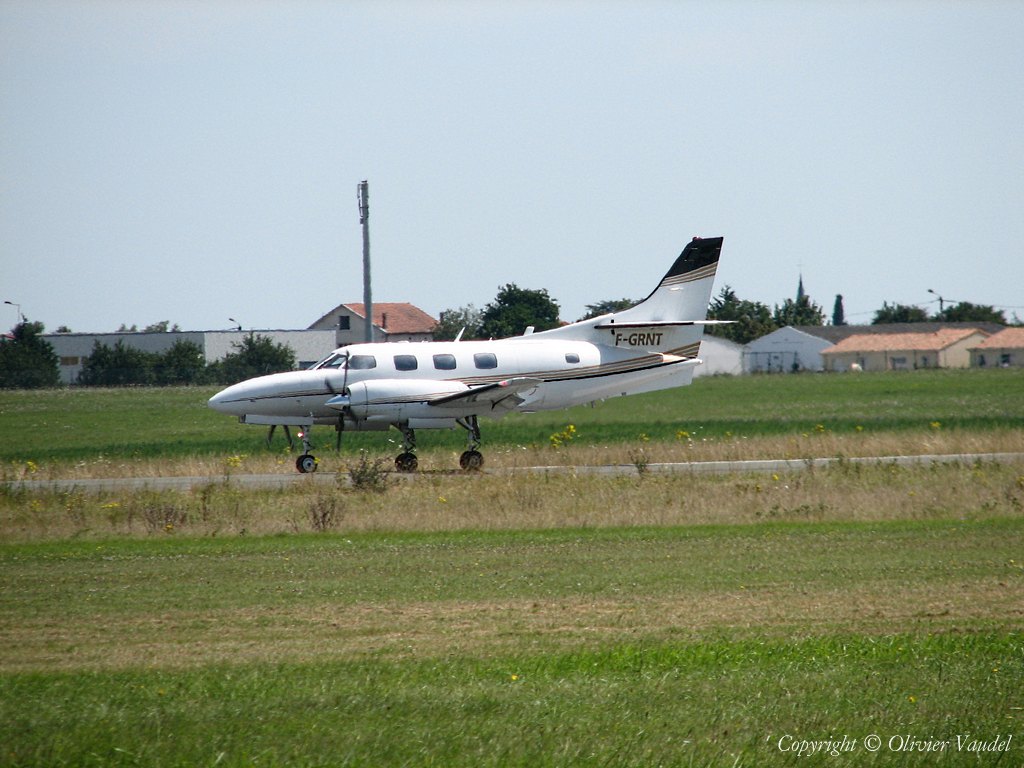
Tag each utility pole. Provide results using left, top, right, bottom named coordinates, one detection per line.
left=357, top=180, right=373, bottom=343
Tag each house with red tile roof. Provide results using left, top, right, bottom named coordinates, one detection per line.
left=742, top=322, right=1004, bottom=373
left=969, top=327, right=1024, bottom=368
left=820, top=327, right=989, bottom=372
left=308, top=302, right=438, bottom=346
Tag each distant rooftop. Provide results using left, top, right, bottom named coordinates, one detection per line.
left=971, top=326, right=1024, bottom=350
left=792, top=321, right=1004, bottom=344
left=822, top=327, right=984, bottom=354
left=309, top=302, right=437, bottom=334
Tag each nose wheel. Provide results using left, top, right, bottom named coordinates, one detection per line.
left=394, top=423, right=419, bottom=473
left=295, top=425, right=317, bottom=473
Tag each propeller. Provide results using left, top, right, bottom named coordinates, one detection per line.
left=324, top=351, right=351, bottom=452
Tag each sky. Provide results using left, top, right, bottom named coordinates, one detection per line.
left=2, top=0, right=1023, bottom=334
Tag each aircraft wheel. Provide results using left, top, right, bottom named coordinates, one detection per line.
left=296, top=454, right=318, bottom=474
left=395, top=452, right=418, bottom=473
left=459, top=450, right=484, bottom=471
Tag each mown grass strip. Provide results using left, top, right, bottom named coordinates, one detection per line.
left=2, top=518, right=1020, bottom=671
left=2, top=632, right=1020, bottom=767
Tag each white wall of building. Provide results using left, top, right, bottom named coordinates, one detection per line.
left=743, top=327, right=831, bottom=373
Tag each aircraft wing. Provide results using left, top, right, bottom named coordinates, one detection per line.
left=429, top=377, right=542, bottom=414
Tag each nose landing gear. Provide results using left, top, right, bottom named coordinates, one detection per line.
left=394, top=424, right=419, bottom=473
left=295, top=426, right=317, bottom=473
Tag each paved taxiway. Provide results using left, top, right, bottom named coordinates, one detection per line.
left=8, top=452, right=1024, bottom=494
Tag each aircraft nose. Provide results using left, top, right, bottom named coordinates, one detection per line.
left=208, top=384, right=245, bottom=415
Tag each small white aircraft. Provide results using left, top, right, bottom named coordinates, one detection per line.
left=209, top=236, right=724, bottom=472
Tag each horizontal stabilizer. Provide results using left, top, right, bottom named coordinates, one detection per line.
left=594, top=319, right=734, bottom=329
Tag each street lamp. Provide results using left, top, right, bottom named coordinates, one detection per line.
left=4, top=300, right=24, bottom=323
left=927, top=289, right=945, bottom=314
left=228, top=317, right=242, bottom=331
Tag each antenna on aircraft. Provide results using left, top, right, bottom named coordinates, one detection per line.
left=357, top=180, right=373, bottom=343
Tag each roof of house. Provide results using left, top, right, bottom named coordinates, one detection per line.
left=971, top=326, right=1024, bottom=350
left=310, top=302, right=437, bottom=334
left=821, top=327, right=985, bottom=355
left=792, top=321, right=1004, bottom=343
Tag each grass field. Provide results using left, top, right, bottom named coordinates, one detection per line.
left=1, top=369, right=1022, bottom=766
left=1, top=367, right=1022, bottom=477
left=2, top=521, right=1022, bottom=766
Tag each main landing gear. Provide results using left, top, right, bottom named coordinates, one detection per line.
left=391, top=417, right=485, bottom=473
left=457, top=416, right=484, bottom=471
left=287, top=419, right=488, bottom=474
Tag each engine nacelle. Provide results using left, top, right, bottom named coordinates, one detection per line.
left=330, top=378, right=469, bottom=422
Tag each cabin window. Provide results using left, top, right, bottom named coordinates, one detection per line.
left=394, top=354, right=418, bottom=371
left=565, top=352, right=580, bottom=364
left=433, top=354, right=457, bottom=370
left=347, top=354, right=377, bottom=370
left=474, top=353, right=498, bottom=369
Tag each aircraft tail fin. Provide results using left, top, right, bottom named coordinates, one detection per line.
left=533, top=237, right=723, bottom=354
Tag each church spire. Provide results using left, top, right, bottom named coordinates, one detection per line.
left=796, top=274, right=806, bottom=302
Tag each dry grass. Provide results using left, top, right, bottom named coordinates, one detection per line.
left=3, top=454, right=1023, bottom=541
left=7, top=427, right=1023, bottom=481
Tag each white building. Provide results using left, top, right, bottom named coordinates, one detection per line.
left=743, top=326, right=842, bottom=373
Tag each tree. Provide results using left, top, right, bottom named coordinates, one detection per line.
left=78, top=340, right=156, bottom=386
left=773, top=295, right=826, bottom=328
left=934, top=302, right=1006, bottom=324
left=142, top=320, right=182, bottom=333
left=153, top=339, right=207, bottom=385
left=0, top=320, right=60, bottom=389
left=578, top=298, right=636, bottom=322
left=213, top=334, right=296, bottom=384
left=872, top=302, right=929, bottom=324
left=478, top=284, right=560, bottom=339
left=433, top=305, right=483, bottom=341
left=832, top=295, right=846, bottom=326
left=705, top=286, right=777, bottom=345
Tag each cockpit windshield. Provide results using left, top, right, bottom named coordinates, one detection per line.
left=312, top=351, right=377, bottom=370
left=313, top=351, right=349, bottom=370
